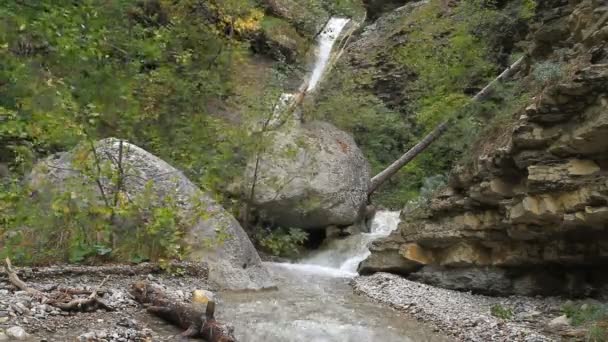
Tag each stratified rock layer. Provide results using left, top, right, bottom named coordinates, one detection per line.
left=361, top=0, right=608, bottom=296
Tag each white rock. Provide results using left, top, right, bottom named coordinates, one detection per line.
left=5, top=326, right=29, bottom=340
left=548, top=315, right=571, bottom=328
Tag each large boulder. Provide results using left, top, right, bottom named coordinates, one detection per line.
left=29, top=138, right=274, bottom=291
left=245, top=121, right=371, bottom=230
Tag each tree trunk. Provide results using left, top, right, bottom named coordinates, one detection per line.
left=368, top=121, right=449, bottom=195
left=129, top=281, right=236, bottom=341
left=368, top=55, right=526, bottom=196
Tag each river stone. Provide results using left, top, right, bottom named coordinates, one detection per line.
left=5, top=326, right=28, bottom=340
left=245, top=121, right=371, bottom=230
left=29, top=138, right=274, bottom=291
left=547, top=315, right=571, bottom=329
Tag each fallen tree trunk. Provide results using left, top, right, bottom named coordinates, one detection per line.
left=129, top=281, right=236, bottom=341
left=4, top=257, right=114, bottom=312
left=0, top=261, right=208, bottom=279
left=368, top=55, right=527, bottom=196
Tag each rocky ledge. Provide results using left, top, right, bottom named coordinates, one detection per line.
left=359, top=0, right=608, bottom=297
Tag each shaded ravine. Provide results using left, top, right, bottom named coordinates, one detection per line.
left=215, top=18, right=444, bottom=342
left=215, top=212, right=448, bottom=342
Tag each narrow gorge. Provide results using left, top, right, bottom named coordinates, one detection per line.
left=1, top=0, right=608, bottom=341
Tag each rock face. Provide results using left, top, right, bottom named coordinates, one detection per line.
left=246, top=121, right=371, bottom=230
left=262, top=0, right=330, bottom=37
left=30, top=138, right=274, bottom=291
left=360, top=0, right=608, bottom=296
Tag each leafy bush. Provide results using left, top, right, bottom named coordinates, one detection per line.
left=256, top=227, right=309, bottom=257
left=0, top=141, right=228, bottom=265
left=491, top=304, right=513, bottom=320
left=562, top=302, right=608, bottom=341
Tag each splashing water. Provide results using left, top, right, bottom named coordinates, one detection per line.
left=295, top=211, right=401, bottom=276
left=215, top=212, right=448, bottom=342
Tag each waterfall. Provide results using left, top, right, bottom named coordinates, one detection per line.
left=306, top=18, right=351, bottom=92
left=277, top=211, right=401, bottom=277
left=266, top=17, right=351, bottom=128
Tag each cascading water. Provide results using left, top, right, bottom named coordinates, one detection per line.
left=281, top=211, right=401, bottom=277
left=217, top=211, right=446, bottom=341
left=266, top=18, right=350, bottom=128
left=306, top=18, right=350, bottom=92
left=220, top=16, right=445, bottom=342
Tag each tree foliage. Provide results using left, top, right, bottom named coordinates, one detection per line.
left=0, top=0, right=301, bottom=263
left=310, top=0, right=536, bottom=207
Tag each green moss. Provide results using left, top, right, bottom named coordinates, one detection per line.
left=491, top=304, right=514, bottom=320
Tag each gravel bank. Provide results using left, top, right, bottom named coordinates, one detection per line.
left=0, top=263, right=212, bottom=341
left=352, top=273, right=587, bottom=342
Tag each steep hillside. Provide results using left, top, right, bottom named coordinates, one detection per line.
left=360, top=0, right=608, bottom=297
left=307, top=0, right=535, bottom=206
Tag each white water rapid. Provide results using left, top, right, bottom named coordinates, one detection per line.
left=212, top=212, right=446, bottom=341
left=281, top=210, right=401, bottom=277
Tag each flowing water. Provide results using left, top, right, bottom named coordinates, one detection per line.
left=306, top=18, right=351, bottom=92
left=217, top=211, right=448, bottom=342
left=226, top=16, right=447, bottom=342
left=267, top=17, right=351, bottom=128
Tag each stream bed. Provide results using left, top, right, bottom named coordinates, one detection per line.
left=214, top=211, right=448, bottom=342
left=217, top=262, right=448, bottom=342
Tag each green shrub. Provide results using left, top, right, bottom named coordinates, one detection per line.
left=256, top=227, right=309, bottom=257
left=491, top=304, right=513, bottom=320
left=0, top=141, right=227, bottom=265
left=562, top=302, right=608, bottom=341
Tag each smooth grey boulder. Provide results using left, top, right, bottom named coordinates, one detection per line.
left=245, top=121, right=371, bottom=230
left=29, top=138, right=274, bottom=291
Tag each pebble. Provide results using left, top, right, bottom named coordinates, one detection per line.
left=353, top=273, right=559, bottom=342
left=5, top=326, right=29, bottom=340
left=547, top=315, right=571, bottom=328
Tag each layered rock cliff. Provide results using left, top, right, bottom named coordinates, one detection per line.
left=360, top=0, right=608, bottom=297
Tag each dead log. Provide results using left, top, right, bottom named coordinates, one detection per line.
left=129, top=281, right=236, bottom=341
left=0, top=261, right=208, bottom=279
left=4, top=257, right=114, bottom=312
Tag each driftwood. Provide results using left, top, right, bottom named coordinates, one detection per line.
left=0, top=261, right=208, bottom=279
left=4, top=257, right=114, bottom=312
left=129, top=281, right=236, bottom=342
